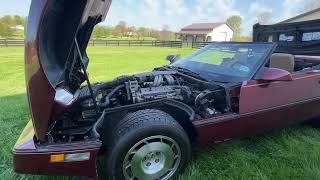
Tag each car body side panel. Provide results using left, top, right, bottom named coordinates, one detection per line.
left=194, top=71, right=320, bottom=146
left=13, top=120, right=102, bottom=178
left=25, top=0, right=55, bottom=141
left=13, top=148, right=100, bottom=178
left=194, top=97, right=320, bottom=146
left=239, top=72, right=320, bottom=113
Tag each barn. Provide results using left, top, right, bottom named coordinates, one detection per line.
left=177, top=23, right=234, bottom=42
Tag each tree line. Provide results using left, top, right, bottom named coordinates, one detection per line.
left=92, top=21, right=177, bottom=41
left=0, top=15, right=26, bottom=38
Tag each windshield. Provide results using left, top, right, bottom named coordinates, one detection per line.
left=171, top=43, right=275, bottom=82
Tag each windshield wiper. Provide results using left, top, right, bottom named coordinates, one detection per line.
left=166, top=66, right=208, bottom=81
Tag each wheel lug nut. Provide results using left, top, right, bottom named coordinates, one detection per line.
left=155, top=159, right=159, bottom=163
left=146, top=162, right=151, bottom=167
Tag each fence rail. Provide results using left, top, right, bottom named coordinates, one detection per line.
left=0, top=39, right=25, bottom=46
left=0, top=39, right=184, bottom=48
left=90, top=40, right=183, bottom=48
left=191, top=41, right=214, bottom=49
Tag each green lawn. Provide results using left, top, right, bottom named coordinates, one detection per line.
left=1, top=46, right=320, bottom=180
left=190, top=49, right=234, bottom=65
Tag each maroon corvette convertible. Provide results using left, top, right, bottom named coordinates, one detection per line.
left=13, top=0, right=320, bottom=179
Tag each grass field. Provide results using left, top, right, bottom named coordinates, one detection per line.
left=1, top=46, right=320, bottom=180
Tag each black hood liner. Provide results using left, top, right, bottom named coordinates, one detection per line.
left=39, top=0, right=110, bottom=92
left=253, top=19, right=320, bottom=56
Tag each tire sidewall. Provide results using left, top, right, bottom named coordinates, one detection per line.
left=107, top=124, right=191, bottom=180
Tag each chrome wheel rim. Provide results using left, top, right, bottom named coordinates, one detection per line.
left=123, top=135, right=181, bottom=180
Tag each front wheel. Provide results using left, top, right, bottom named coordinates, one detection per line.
left=105, top=109, right=191, bottom=180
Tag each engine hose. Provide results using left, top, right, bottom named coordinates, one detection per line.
left=99, top=85, right=125, bottom=107
left=92, top=110, right=105, bottom=138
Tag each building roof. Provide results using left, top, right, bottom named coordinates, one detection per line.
left=181, top=23, right=225, bottom=30
left=278, top=7, right=320, bottom=24
left=178, top=23, right=226, bottom=35
left=177, top=30, right=212, bottom=35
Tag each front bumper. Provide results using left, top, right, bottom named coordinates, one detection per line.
left=13, top=120, right=102, bottom=178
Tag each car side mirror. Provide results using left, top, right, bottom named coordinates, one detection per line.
left=166, top=54, right=181, bottom=64
left=260, top=68, right=293, bottom=81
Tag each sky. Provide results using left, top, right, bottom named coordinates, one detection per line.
left=0, top=0, right=312, bottom=36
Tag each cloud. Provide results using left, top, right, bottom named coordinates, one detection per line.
left=140, top=0, right=161, bottom=20
left=249, top=1, right=272, bottom=14
left=243, top=1, right=273, bottom=34
left=281, top=0, right=302, bottom=20
left=193, top=0, right=240, bottom=21
left=164, top=0, right=187, bottom=16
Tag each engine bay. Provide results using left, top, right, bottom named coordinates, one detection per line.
left=48, top=70, right=233, bottom=143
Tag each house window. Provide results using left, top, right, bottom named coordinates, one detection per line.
left=302, top=32, right=320, bottom=41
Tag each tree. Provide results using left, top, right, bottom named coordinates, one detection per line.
left=150, top=30, right=160, bottom=39
left=92, top=26, right=112, bottom=39
left=112, top=21, right=127, bottom=37
left=13, top=15, right=26, bottom=26
left=0, top=15, right=15, bottom=26
left=137, top=27, right=148, bottom=39
left=112, top=25, right=123, bottom=36
left=0, top=23, right=14, bottom=38
left=226, top=15, right=242, bottom=38
left=304, top=0, right=320, bottom=12
left=159, top=25, right=170, bottom=41
left=258, top=12, right=272, bottom=25
left=232, top=36, right=252, bottom=42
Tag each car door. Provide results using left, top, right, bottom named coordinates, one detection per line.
left=239, top=70, right=320, bottom=130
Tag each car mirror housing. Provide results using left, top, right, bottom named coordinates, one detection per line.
left=260, top=68, right=293, bottom=81
left=166, top=54, right=181, bottom=63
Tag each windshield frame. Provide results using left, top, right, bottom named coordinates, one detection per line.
left=171, top=42, right=277, bottom=83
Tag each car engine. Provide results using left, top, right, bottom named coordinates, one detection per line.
left=49, top=70, right=229, bottom=143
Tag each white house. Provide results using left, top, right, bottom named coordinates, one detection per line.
left=10, top=25, right=25, bottom=31
left=177, top=23, right=234, bottom=42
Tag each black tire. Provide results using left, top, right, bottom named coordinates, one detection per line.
left=105, top=109, right=191, bottom=180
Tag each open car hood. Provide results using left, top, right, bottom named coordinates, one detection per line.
left=25, top=0, right=112, bottom=141
left=39, top=0, right=112, bottom=90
